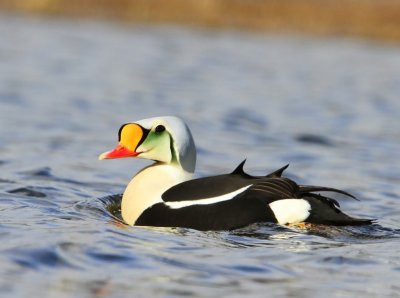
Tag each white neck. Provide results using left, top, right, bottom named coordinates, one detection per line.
left=121, top=163, right=193, bottom=225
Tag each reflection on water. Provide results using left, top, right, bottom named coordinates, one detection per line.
left=0, top=13, right=400, bottom=298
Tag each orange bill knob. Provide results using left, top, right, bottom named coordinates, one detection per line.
left=99, top=123, right=145, bottom=160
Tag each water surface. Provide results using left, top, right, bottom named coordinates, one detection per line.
left=1, top=14, right=400, bottom=297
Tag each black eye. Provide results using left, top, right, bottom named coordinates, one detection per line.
left=155, top=125, right=165, bottom=133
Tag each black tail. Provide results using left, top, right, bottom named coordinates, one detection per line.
left=303, top=194, right=374, bottom=226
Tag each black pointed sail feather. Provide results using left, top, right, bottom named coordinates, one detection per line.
left=230, top=159, right=248, bottom=175
left=265, top=164, right=289, bottom=178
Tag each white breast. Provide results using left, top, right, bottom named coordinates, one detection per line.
left=121, top=163, right=192, bottom=225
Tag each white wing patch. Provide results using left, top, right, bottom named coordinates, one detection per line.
left=269, top=199, right=311, bottom=225
left=164, top=185, right=252, bottom=209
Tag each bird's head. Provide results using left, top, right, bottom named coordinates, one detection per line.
left=99, top=116, right=196, bottom=173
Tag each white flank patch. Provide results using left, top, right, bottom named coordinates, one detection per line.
left=269, top=199, right=311, bottom=225
left=165, top=185, right=252, bottom=209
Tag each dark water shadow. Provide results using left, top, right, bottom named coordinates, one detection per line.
left=295, top=133, right=335, bottom=147
left=99, top=193, right=124, bottom=222
left=7, top=187, right=47, bottom=198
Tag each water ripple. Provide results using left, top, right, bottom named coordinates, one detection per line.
left=10, top=246, right=76, bottom=270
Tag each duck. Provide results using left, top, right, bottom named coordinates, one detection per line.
left=99, top=116, right=373, bottom=231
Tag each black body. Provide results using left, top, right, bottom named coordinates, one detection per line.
left=135, top=161, right=373, bottom=231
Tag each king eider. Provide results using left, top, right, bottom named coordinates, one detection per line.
left=99, top=116, right=373, bottom=231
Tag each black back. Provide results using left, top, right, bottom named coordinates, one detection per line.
left=138, top=161, right=373, bottom=230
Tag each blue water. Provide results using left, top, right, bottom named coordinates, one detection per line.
left=1, top=13, right=400, bottom=297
